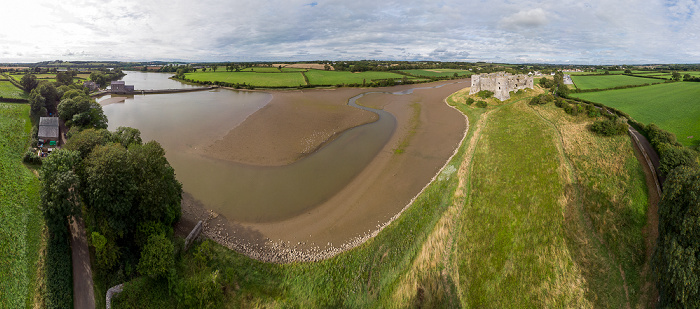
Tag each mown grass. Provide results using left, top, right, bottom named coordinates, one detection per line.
left=571, top=75, right=663, bottom=90
left=572, top=82, right=700, bottom=147
left=184, top=71, right=307, bottom=87
left=304, top=70, right=411, bottom=85
left=0, top=103, right=44, bottom=308
left=0, top=81, right=28, bottom=99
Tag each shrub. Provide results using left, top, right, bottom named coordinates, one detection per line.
left=658, top=146, right=699, bottom=175
left=138, top=233, right=175, bottom=279
left=23, top=148, right=42, bottom=165
left=589, top=118, right=628, bottom=136
left=92, top=231, right=120, bottom=272
left=476, top=90, right=493, bottom=99
left=465, top=97, right=475, bottom=105
left=475, top=100, right=488, bottom=108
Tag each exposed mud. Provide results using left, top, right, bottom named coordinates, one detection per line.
left=181, top=80, right=470, bottom=262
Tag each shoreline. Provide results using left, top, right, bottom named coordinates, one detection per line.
left=180, top=80, right=471, bottom=262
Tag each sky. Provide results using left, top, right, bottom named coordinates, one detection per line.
left=1, top=0, right=699, bottom=64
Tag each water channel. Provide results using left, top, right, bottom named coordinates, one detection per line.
left=100, top=72, right=399, bottom=222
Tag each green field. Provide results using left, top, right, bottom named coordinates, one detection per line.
left=237, top=67, right=307, bottom=73
left=0, top=81, right=28, bottom=99
left=573, top=82, right=700, bottom=147
left=400, top=69, right=469, bottom=77
left=304, top=69, right=410, bottom=85
left=571, top=74, right=663, bottom=90
left=185, top=71, right=307, bottom=87
left=0, top=103, right=43, bottom=307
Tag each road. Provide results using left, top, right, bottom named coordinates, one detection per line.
left=70, top=216, right=95, bottom=309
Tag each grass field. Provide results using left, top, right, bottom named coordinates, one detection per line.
left=573, top=82, right=700, bottom=147
left=400, top=69, right=469, bottom=77
left=185, top=71, right=307, bottom=87
left=0, top=81, right=28, bottom=99
left=237, top=67, right=307, bottom=73
left=0, top=103, right=44, bottom=308
left=304, top=69, right=411, bottom=85
left=571, top=75, right=663, bottom=90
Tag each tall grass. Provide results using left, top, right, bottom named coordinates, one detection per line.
left=0, top=103, right=44, bottom=308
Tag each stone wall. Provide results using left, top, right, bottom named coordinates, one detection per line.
left=469, top=72, right=533, bottom=101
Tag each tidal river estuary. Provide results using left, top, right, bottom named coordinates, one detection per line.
left=99, top=71, right=468, bottom=261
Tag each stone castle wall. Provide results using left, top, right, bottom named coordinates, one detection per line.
left=469, top=72, right=534, bottom=101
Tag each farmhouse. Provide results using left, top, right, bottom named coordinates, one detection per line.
left=83, top=80, right=100, bottom=92
left=470, top=72, right=533, bottom=101
left=110, top=81, right=135, bottom=94
left=38, top=117, right=59, bottom=151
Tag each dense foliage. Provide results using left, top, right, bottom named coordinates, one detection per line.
left=654, top=166, right=700, bottom=308
left=57, top=88, right=108, bottom=129
left=589, top=118, right=628, bottom=136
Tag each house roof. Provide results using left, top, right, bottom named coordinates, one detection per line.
left=38, top=125, right=59, bottom=139
left=39, top=117, right=59, bottom=126
left=111, top=81, right=125, bottom=85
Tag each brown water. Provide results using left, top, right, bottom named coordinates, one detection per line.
left=100, top=72, right=396, bottom=222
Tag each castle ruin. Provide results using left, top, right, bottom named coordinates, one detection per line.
left=469, top=72, right=534, bottom=101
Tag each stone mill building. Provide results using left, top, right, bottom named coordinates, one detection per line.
left=469, top=72, right=534, bottom=101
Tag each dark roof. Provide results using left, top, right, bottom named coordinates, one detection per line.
left=111, top=81, right=125, bottom=85
left=38, top=125, right=59, bottom=139
left=39, top=117, right=59, bottom=126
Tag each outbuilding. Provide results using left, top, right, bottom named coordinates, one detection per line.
left=38, top=117, right=60, bottom=152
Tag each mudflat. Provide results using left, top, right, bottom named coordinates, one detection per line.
left=203, top=88, right=377, bottom=166
left=183, top=80, right=470, bottom=262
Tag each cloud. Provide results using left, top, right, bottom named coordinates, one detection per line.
left=501, top=8, right=549, bottom=30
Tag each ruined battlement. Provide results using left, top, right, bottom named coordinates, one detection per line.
left=469, top=72, right=534, bottom=101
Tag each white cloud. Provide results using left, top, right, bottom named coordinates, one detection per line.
left=501, top=8, right=549, bottom=29
left=0, top=0, right=698, bottom=64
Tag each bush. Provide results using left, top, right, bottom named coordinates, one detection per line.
left=589, top=118, right=628, bottom=136
left=465, top=97, right=475, bottom=105
left=138, top=233, right=175, bottom=279
left=475, top=100, right=488, bottom=108
left=659, top=146, right=699, bottom=175
left=476, top=90, right=493, bottom=99
left=23, top=148, right=42, bottom=165
left=92, top=231, right=120, bottom=272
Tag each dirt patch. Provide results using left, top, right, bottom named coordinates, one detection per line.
left=181, top=81, right=469, bottom=262
left=97, top=96, right=128, bottom=106
left=275, top=63, right=332, bottom=70
left=202, top=88, right=377, bottom=166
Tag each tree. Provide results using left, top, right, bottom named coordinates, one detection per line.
left=29, top=90, right=47, bottom=117
left=684, top=74, right=692, bottom=81
left=624, top=69, right=632, bottom=74
left=211, top=65, right=218, bottom=72
left=64, top=128, right=113, bottom=159
left=129, top=141, right=182, bottom=226
left=137, top=233, right=174, bottom=279
left=113, top=126, right=142, bottom=148
left=659, top=146, right=699, bottom=175
left=653, top=166, right=700, bottom=308
left=83, top=143, right=137, bottom=237
left=20, top=73, right=38, bottom=92
left=671, top=71, right=682, bottom=81
left=56, top=72, right=73, bottom=85
left=40, top=149, right=82, bottom=232
left=90, top=72, right=106, bottom=88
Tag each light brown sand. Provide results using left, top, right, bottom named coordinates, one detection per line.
left=202, top=88, right=377, bottom=166
left=182, top=80, right=470, bottom=262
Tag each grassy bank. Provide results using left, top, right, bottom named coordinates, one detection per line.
left=0, top=103, right=44, bottom=307
left=572, top=82, right=700, bottom=147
